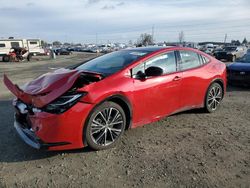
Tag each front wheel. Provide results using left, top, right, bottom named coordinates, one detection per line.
left=2, top=55, right=10, bottom=62
left=85, top=101, right=126, bottom=150
left=204, top=83, right=223, bottom=113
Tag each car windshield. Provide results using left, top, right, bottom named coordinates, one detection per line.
left=236, top=54, right=250, bottom=63
left=224, top=47, right=237, bottom=51
left=76, top=50, right=150, bottom=75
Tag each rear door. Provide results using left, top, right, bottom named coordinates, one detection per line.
left=131, top=51, right=182, bottom=126
left=177, top=50, right=208, bottom=109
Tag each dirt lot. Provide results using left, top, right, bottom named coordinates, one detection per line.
left=0, top=53, right=249, bottom=188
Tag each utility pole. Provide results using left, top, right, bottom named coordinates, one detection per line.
left=151, top=25, right=155, bottom=43
left=224, top=34, right=227, bottom=44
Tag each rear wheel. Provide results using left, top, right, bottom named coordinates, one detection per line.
left=85, top=101, right=126, bottom=150
left=27, top=54, right=32, bottom=61
left=204, top=82, right=223, bottom=113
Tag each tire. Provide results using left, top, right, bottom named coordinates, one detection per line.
left=85, top=101, right=126, bottom=150
left=204, top=82, right=223, bottom=113
left=3, top=55, right=10, bottom=62
left=27, top=54, right=32, bottom=61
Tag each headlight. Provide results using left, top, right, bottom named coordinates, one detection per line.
left=43, top=92, right=87, bottom=114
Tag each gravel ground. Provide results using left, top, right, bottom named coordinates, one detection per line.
left=0, top=53, right=249, bottom=188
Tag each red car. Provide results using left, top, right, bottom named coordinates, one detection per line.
left=4, top=47, right=226, bottom=151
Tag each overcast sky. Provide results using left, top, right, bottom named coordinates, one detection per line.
left=0, top=0, right=250, bottom=43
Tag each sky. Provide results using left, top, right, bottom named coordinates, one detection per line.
left=0, top=0, right=250, bottom=44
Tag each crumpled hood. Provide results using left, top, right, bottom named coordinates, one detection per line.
left=4, top=68, right=83, bottom=108
left=21, top=68, right=79, bottom=95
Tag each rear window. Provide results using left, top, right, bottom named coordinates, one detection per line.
left=0, top=43, right=5, bottom=47
left=29, top=41, right=38, bottom=45
left=11, top=42, right=20, bottom=47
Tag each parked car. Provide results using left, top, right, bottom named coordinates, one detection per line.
left=214, top=46, right=246, bottom=62
left=4, top=47, right=226, bottom=151
left=54, top=48, right=72, bottom=55
left=227, top=53, right=250, bottom=86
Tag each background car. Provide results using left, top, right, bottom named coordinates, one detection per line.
left=4, top=47, right=226, bottom=151
left=54, top=48, right=72, bottom=55
left=214, top=46, right=246, bottom=61
left=227, top=53, right=250, bottom=86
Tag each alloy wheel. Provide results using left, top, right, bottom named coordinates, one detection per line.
left=90, top=107, right=124, bottom=146
left=207, top=85, right=222, bottom=111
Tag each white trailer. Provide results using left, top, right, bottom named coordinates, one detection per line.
left=0, top=38, right=45, bottom=57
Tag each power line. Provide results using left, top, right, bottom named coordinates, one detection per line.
left=88, top=18, right=250, bottom=35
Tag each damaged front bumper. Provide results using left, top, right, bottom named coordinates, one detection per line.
left=14, top=116, right=71, bottom=150
left=14, top=119, right=42, bottom=149
left=13, top=99, right=93, bottom=151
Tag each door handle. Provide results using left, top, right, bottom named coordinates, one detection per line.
left=173, top=76, right=181, bottom=81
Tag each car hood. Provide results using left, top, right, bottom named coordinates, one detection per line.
left=227, top=62, right=250, bottom=71
left=3, top=68, right=102, bottom=108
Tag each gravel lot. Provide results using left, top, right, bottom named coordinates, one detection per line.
left=0, top=53, right=249, bottom=188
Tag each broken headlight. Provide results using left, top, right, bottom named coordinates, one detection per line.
left=43, top=92, right=87, bottom=114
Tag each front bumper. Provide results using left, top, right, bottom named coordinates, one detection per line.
left=14, top=119, right=70, bottom=149
left=14, top=101, right=94, bottom=151
left=227, top=70, right=250, bottom=86
left=215, top=53, right=232, bottom=61
left=14, top=119, right=42, bottom=149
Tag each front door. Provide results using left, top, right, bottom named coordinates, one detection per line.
left=131, top=51, right=182, bottom=127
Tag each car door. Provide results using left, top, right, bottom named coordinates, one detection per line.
left=131, top=51, right=182, bottom=126
left=177, top=50, right=207, bottom=110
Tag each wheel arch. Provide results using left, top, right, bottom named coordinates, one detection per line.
left=82, top=94, right=133, bottom=146
left=204, top=78, right=225, bottom=105
left=211, top=78, right=225, bottom=98
left=104, top=94, right=133, bottom=130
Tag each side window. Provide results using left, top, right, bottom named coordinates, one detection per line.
left=11, top=42, right=20, bottom=48
left=145, top=52, right=176, bottom=74
left=132, top=62, right=145, bottom=76
left=0, top=43, right=5, bottom=47
left=179, top=50, right=201, bottom=70
left=200, top=55, right=210, bottom=64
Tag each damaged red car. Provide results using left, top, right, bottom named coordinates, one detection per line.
left=4, top=47, right=226, bottom=151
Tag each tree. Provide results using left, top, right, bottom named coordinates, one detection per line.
left=178, top=31, right=185, bottom=44
left=242, top=37, right=248, bottom=45
left=231, top=40, right=241, bottom=46
left=63, top=42, right=71, bottom=46
left=128, top=40, right=133, bottom=46
left=41, top=40, right=47, bottom=47
left=75, top=43, right=82, bottom=46
left=52, top=41, right=62, bottom=46
left=137, top=33, right=153, bottom=46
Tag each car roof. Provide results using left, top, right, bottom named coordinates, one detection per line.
left=124, top=46, right=173, bottom=53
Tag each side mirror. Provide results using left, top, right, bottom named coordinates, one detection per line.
left=145, top=66, right=163, bottom=77
left=134, top=71, right=146, bottom=80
